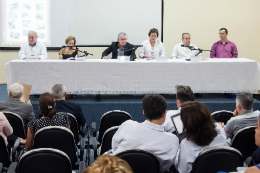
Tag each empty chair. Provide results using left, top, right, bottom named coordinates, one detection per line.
left=211, top=110, right=234, bottom=125
left=2, top=111, right=26, bottom=139
left=98, top=126, right=119, bottom=157
left=65, top=113, right=88, bottom=161
left=115, top=149, right=160, bottom=173
left=0, top=135, right=19, bottom=172
left=230, top=126, right=258, bottom=161
left=17, top=148, right=72, bottom=173
left=65, top=113, right=86, bottom=145
left=32, top=126, right=84, bottom=169
left=92, top=110, right=131, bottom=143
left=191, top=146, right=243, bottom=173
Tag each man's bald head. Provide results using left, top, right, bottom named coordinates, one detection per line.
left=28, top=31, right=38, bottom=46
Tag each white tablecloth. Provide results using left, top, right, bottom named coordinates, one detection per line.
left=5, top=58, right=260, bottom=94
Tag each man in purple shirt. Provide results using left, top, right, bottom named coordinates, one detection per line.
left=210, top=28, right=238, bottom=58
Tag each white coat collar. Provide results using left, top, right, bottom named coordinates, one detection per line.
left=143, top=120, right=165, bottom=132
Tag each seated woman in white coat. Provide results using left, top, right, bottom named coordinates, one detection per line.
left=177, top=101, right=226, bottom=173
left=139, top=28, right=166, bottom=59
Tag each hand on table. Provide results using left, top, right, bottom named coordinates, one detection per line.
left=102, top=56, right=110, bottom=59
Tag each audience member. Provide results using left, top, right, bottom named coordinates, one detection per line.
left=219, top=92, right=259, bottom=139
left=178, top=101, right=226, bottom=173
left=0, top=83, right=35, bottom=128
left=109, top=94, right=179, bottom=173
left=245, top=115, right=260, bottom=173
left=163, top=85, right=194, bottom=132
left=52, top=84, right=86, bottom=127
left=25, top=93, right=70, bottom=149
left=84, top=155, right=133, bottom=173
left=0, top=112, right=13, bottom=151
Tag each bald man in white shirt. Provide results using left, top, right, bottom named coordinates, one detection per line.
left=19, top=31, right=48, bottom=60
left=111, top=94, right=179, bottom=173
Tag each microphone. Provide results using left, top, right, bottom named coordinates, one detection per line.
left=62, top=45, right=74, bottom=48
left=181, top=44, right=194, bottom=49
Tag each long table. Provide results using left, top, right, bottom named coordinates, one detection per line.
left=5, top=58, right=260, bottom=94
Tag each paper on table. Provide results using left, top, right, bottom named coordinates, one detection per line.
left=18, top=83, right=32, bottom=102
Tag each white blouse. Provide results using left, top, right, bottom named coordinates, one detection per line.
left=177, top=123, right=227, bottom=173
left=139, top=39, right=166, bottom=58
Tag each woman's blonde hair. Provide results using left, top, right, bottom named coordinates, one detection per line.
left=65, top=36, right=76, bottom=45
left=84, top=155, right=133, bottom=173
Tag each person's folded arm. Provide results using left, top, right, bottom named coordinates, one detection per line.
left=102, top=43, right=113, bottom=59
left=210, top=43, right=217, bottom=58
left=232, top=44, right=238, bottom=58
left=25, top=128, right=34, bottom=149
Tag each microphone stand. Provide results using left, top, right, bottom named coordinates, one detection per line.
left=62, top=46, right=93, bottom=57
left=189, top=47, right=212, bottom=56
left=124, top=45, right=142, bottom=61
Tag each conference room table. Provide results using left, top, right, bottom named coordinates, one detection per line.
left=5, top=58, right=260, bottom=95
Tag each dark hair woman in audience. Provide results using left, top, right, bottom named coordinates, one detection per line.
left=84, top=155, right=133, bottom=173
left=25, top=93, right=70, bottom=149
left=177, top=101, right=226, bottom=173
left=59, top=36, right=81, bottom=59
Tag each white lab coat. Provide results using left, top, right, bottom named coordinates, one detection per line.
left=19, top=41, right=48, bottom=60
left=139, top=39, right=166, bottom=58
left=177, top=123, right=227, bottom=173
left=171, top=42, right=200, bottom=59
left=112, top=120, right=179, bottom=173
left=163, top=109, right=181, bottom=133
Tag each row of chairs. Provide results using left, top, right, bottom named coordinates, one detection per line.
left=0, top=111, right=90, bottom=172
left=0, top=110, right=257, bottom=173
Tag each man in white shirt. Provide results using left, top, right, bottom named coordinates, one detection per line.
left=219, top=92, right=259, bottom=139
left=163, top=85, right=195, bottom=132
left=111, top=94, right=179, bottom=173
left=18, top=31, right=48, bottom=60
left=171, top=33, right=199, bottom=59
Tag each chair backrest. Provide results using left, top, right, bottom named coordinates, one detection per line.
left=115, top=149, right=160, bottom=173
left=191, top=146, right=243, bottom=173
left=0, top=135, right=11, bottom=168
left=18, top=148, right=72, bottom=173
left=211, top=110, right=234, bottom=124
left=33, top=126, right=78, bottom=164
left=99, top=126, right=119, bottom=155
left=230, top=126, right=258, bottom=161
left=59, top=112, right=80, bottom=144
left=98, top=110, right=131, bottom=143
left=2, top=111, right=26, bottom=139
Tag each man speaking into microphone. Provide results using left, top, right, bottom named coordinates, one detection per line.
left=171, top=33, right=200, bottom=59
left=102, top=32, right=135, bottom=59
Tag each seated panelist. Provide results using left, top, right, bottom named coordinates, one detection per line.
left=139, top=28, right=166, bottom=59
left=19, top=31, right=48, bottom=60
left=102, top=32, right=135, bottom=59
left=59, top=36, right=81, bottom=59
left=210, top=28, right=238, bottom=58
left=171, top=33, right=200, bottom=59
